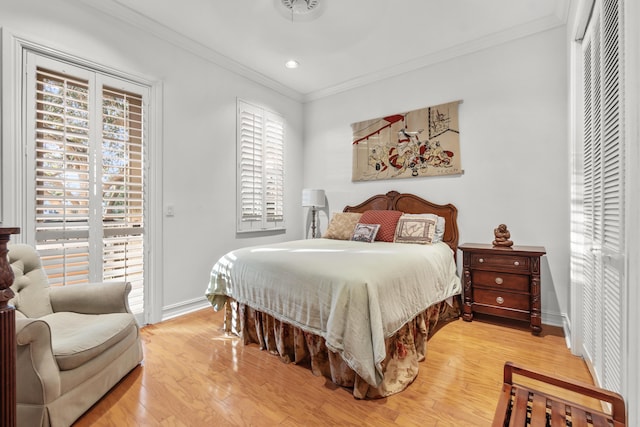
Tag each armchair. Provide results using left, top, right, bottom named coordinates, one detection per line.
left=8, top=244, right=143, bottom=427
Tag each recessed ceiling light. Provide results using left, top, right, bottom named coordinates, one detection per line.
left=285, top=60, right=299, bottom=69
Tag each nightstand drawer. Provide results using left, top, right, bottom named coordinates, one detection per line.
left=473, top=288, right=530, bottom=311
left=470, top=253, right=529, bottom=272
left=472, top=271, right=529, bottom=292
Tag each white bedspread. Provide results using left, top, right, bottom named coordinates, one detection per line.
left=206, top=238, right=461, bottom=387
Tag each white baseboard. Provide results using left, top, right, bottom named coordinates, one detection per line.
left=161, top=297, right=211, bottom=322
left=541, top=310, right=564, bottom=327
left=542, top=310, right=572, bottom=349
left=561, top=314, right=572, bottom=349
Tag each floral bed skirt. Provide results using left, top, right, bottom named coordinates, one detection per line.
left=223, top=296, right=461, bottom=399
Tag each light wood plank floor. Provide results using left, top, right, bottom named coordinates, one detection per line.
left=74, top=308, right=599, bottom=426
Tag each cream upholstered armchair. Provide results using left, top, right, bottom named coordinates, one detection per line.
left=8, top=243, right=143, bottom=427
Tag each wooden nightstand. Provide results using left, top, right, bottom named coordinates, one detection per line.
left=459, top=243, right=546, bottom=335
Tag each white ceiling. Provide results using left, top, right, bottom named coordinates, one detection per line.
left=83, top=0, right=569, bottom=101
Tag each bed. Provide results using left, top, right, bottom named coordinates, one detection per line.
left=206, top=191, right=461, bottom=398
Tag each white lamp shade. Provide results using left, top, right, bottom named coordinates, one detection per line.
left=302, top=189, right=325, bottom=207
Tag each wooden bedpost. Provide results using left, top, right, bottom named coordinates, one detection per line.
left=0, top=227, right=20, bottom=427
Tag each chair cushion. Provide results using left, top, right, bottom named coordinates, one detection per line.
left=9, top=244, right=54, bottom=318
left=41, top=312, right=138, bottom=371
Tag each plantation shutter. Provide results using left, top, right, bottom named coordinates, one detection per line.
left=27, top=52, right=147, bottom=317
left=236, top=99, right=285, bottom=232
left=264, top=112, right=284, bottom=223
left=579, top=0, right=625, bottom=394
left=101, top=86, right=145, bottom=313
left=35, top=67, right=92, bottom=285
left=238, top=102, right=264, bottom=225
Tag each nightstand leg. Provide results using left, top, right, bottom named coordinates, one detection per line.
left=531, top=268, right=542, bottom=335
left=462, top=265, right=473, bottom=321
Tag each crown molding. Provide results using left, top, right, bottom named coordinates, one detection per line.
left=78, top=0, right=305, bottom=103
left=304, top=12, right=568, bottom=102
left=555, top=0, right=573, bottom=24
left=78, top=0, right=568, bottom=104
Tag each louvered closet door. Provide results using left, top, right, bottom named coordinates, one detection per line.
left=580, top=0, right=625, bottom=394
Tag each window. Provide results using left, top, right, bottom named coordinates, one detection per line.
left=236, top=99, right=285, bottom=232
left=25, top=52, right=148, bottom=315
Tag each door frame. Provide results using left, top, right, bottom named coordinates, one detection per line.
left=1, top=30, right=164, bottom=325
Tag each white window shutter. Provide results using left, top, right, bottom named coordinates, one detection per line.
left=236, top=100, right=285, bottom=232
left=101, top=85, right=146, bottom=313
left=264, top=112, right=284, bottom=224
left=27, top=52, right=148, bottom=316
left=238, top=102, right=264, bottom=227
left=34, top=67, right=92, bottom=285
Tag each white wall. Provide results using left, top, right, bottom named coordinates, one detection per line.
left=304, top=27, right=569, bottom=325
left=0, top=0, right=304, bottom=321
left=0, top=0, right=570, bottom=326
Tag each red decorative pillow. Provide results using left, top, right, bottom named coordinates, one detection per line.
left=359, top=210, right=403, bottom=242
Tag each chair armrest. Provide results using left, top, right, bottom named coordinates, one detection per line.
left=504, top=361, right=626, bottom=424
left=49, top=281, right=132, bottom=314
left=15, top=318, right=61, bottom=404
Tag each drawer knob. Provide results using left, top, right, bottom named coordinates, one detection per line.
left=514, top=261, right=520, bottom=266
left=496, top=296, right=504, bottom=305
left=495, top=277, right=503, bottom=285
left=479, top=258, right=484, bottom=263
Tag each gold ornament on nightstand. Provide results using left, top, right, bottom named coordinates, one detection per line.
left=492, top=224, right=513, bottom=247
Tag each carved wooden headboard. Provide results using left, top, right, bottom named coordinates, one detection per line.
left=343, top=191, right=459, bottom=255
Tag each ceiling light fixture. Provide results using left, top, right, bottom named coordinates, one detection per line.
left=285, top=60, right=299, bottom=69
left=284, top=0, right=319, bottom=15
left=276, top=0, right=325, bottom=22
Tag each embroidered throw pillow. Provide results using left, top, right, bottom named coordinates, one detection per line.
left=394, top=215, right=437, bottom=244
left=359, top=210, right=403, bottom=242
left=351, top=223, right=380, bottom=243
left=399, top=213, right=446, bottom=243
left=323, top=212, right=363, bottom=240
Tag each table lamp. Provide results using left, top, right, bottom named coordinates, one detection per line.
left=302, top=189, right=325, bottom=238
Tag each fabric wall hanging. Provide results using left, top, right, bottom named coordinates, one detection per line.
left=351, top=100, right=462, bottom=181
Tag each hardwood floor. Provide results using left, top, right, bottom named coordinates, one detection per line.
left=74, top=308, right=599, bottom=426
